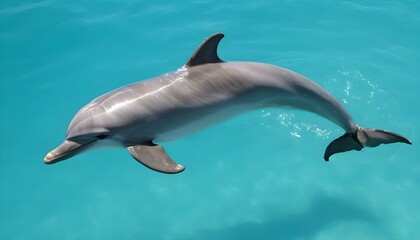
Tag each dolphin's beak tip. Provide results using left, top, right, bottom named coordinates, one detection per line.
left=44, top=152, right=55, bottom=164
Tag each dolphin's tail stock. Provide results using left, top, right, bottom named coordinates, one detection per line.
left=324, top=127, right=412, bottom=161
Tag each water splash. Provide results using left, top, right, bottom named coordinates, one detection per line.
left=326, top=70, right=399, bottom=123
left=276, top=112, right=340, bottom=139
left=258, top=110, right=338, bottom=139
left=332, top=70, right=385, bottom=106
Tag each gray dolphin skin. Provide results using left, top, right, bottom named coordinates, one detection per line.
left=45, top=33, right=412, bottom=174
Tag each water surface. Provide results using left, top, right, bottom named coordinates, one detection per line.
left=1, top=1, right=419, bottom=239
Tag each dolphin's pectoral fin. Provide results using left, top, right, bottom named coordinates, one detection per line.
left=185, top=33, right=224, bottom=67
left=324, top=128, right=412, bottom=161
left=127, top=145, right=185, bottom=174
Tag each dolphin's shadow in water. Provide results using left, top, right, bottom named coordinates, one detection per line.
left=181, top=194, right=380, bottom=240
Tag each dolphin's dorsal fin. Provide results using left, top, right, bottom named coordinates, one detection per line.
left=185, top=33, right=224, bottom=67
left=127, top=144, right=185, bottom=174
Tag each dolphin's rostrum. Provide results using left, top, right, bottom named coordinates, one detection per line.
left=44, top=33, right=412, bottom=173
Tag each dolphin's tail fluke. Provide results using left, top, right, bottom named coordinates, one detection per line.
left=324, top=127, right=412, bottom=161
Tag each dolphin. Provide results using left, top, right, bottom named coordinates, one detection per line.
left=44, top=33, right=412, bottom=174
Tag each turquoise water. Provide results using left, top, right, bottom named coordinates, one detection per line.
left=1, top=0, right=419, bottom=239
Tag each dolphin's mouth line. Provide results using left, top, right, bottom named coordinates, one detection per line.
left=44, top=139, right=97, bottom=164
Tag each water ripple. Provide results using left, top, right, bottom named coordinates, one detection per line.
left=0, top=0, right=54, bottom=15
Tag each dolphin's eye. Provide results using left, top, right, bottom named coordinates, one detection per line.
left=96, top=135, right=109, bottom=140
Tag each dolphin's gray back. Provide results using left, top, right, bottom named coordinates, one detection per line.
left=90, top=63, right=258, bottom=143
left=83, top=62, right=355, bottom=144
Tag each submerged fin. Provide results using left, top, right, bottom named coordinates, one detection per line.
left=127, top=144, right=185, bottom=174
left=324, top=127, right=412, bottom=161
left=185, top=33, right=224, bottom=67
left=324, top=133, right=363, bottom=161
